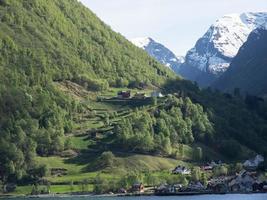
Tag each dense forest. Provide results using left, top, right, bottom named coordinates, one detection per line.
left=114, top=96, right=213, bottom=155
left=163, top=78, right=267, bottom=158
left=106, top=78, right=267, bottom=161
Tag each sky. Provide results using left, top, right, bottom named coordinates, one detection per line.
left=80, top=0, right=267, bottom=55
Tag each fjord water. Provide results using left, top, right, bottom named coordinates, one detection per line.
left=10, top=194, right=267, bottom=200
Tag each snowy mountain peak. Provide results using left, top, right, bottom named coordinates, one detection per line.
left=130, top=37, right=184, bottom=73
left=131, top=37, right=153, bottom=49
left=179, top=12, right=267, bottom=86
left=209, top=12, right=267, bottom=58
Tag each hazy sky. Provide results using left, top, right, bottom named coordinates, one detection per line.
left=80, top=0, right=267, bottom=55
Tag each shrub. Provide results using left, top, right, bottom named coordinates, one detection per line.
left=99, top=151, right=116, bottom=168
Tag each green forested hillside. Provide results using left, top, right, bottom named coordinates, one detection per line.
left=0, top=0, right=173, bottom=186
left=1, top=0, right=267, bottom=195
left=163, top=79, right=267, bottom=158
left=114, top=96, right=213, bottom=154
left=0, top=0, right=173, bottom=87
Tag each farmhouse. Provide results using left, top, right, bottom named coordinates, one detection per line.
left=151, top=91, right=164, bottom=98
left=133, top=92, right=147, bottom=99
left=131, top=182, right=144, bottom=193
left=172, top=165, right=191, bottom=175
left=117, top=91, right=131, bottom=99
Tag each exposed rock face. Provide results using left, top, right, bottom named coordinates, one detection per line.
left=212, top=28, right=267, bottom=96
left=131, top=37, right=184, bottom=73
left=178, top=12, right=267, bottom=86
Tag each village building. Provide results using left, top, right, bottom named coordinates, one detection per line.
left=208, top=175, right=234, bottom=193
left=155, top=184, right=169, bottom=194
left=252, top=181, right=265, bottom=192
left=202, top=160, right=222, bottom=171
left=228, top=170, right=255, bottom=192
left=117, top=91, right=131, bottom=99
left=243, top=155, right=264, bottom=171
left=151, top=91, right=164, bottom=98
left=202, top=165, right=213, bottom=171
left=131, top=182, right=144, bottom=193
left=155, top=184, right=182, bottom=194
left=133, top=92, right=147, bottom=99
left=118, top=188, right=127, bottom=193
left=172, top=165, right=191, bottom=175
left=187, top=181, right=205, bottom=191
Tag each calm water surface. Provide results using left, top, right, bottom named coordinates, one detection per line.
left=8, top=193, right=267, bottom=200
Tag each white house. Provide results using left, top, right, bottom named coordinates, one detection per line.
left=172, top=166, right=191, bottom=175
left=151, top=91, right=164, bottom=98
left=243, top=155, right=264, bottom=170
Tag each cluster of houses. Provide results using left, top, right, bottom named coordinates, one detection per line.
left=114, top=155, right=266, bottom=195
left=172, top=161, right=223, bottom=175
left=116, top=90, right=164, bottom=99
left=208, top=155, right=266, bottom=193
left=202, top=160, right=223, bottom=171
left=243, top=154, right=264, bottom=171
left=208, top=169, right=267, bottom=193
left=155, top=181, right=207, bottom=195
left=157, top=155, right=267, bottom=195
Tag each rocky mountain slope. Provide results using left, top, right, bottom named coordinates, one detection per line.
left=131, top=37, right=184, bottom=73
left=178, top=12, right=267, bottom=86
left=212, top=27, right=267, bottom=96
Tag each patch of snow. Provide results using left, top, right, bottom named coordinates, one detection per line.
left=208, top=56, right=230, bottom=74
left=130, top=37, right=152, bottom=49
left=211, top=12, right=267, bottom=58
left=184, top=12, right=267, bottom=74
left=131, top=37, right=184, bottom=72
left=187, top=48, right=208, bottom=71
left=176, top=56, right=185, bottom=63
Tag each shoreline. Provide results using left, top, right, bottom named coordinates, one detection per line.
left=1, top=191, right=267, bottom=199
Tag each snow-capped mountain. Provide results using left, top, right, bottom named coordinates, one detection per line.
left=179, top=12, right=267, bottom=86
left=131, top=37, right=184, bottom=73
left=212, top=27, right=267, bottom=96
